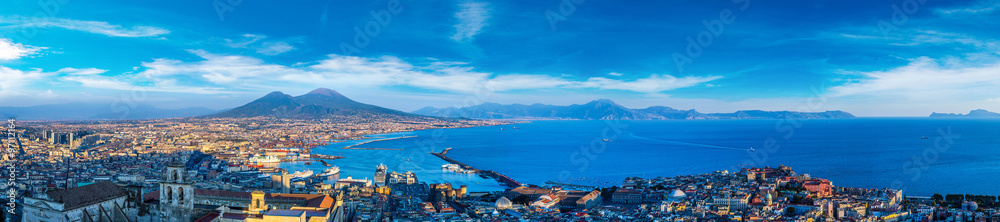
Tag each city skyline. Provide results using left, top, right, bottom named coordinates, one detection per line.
left=2, top=0, right=1000, bottom=116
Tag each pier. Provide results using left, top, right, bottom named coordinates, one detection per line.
left=342, top=147, right=404, bottom=151
left=544, top=181, right=598, bottom=190
left=431, top=149, right=522, bottom=188
left=342, top=135, right=417, bottom=150
left=310, top=154, right=344, bottom=160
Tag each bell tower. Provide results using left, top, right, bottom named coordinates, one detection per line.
left=159, top=159, right=194, bottom=221
left=247, top=191, right=268, bottom=214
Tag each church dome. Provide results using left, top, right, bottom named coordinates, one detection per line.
left=496, top=196, right=512, bottom=209
left=670, top=189, right=687, bottom=199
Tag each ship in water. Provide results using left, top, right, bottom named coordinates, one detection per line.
left=319, top=166, right=340, bottom=176
left=441, top=164, right=475, bottom=174
left=319, top=166, right=340, bottom=181
left=290, top=170, right=314, bottom=179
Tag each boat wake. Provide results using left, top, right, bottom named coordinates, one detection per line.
left=622, top=133, right=747, bottom=151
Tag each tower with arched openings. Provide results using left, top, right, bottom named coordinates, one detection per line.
left=158, top=159, right=195, bottom=221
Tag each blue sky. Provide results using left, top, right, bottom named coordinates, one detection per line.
left=1, top=0, right=999, bottom=116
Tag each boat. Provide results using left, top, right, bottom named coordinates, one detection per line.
left=290, top=170, right=313, bottom=179
left=442, top=164, right=461, bottom=170
left=500, top=128, right=505, bottom=130
left=921, top=137, right=930, bottom=139
left=602, top=139, right=610, bottom=142
left=304, top=162, right=312, bottom=165
left=747, top=147, right=756, bottom=152
left=319, top=166, right=340, bottom=176
left=249, top=155, right=280, bottom=164
left=512, top=127, right=520, bottom=129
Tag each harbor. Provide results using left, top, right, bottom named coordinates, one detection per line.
left=430, top=148, right=523, bottom=188
left=342, top=135, right=417, bottom=150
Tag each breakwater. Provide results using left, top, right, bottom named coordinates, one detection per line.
left=431, top=149, right=522, bottom=188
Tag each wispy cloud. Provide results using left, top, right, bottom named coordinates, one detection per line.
left=935, top=0, right=1000, bottom=16
left=450, top=1, right=490, bottom=42
left=56, top=67, right=107, bottom=75
left=0, top=38, right=45, bottom=60
left=257, top=42, right=295, bottom=55
left=222, top=34, right=296, bottom=55
left=829, top=57, right=1000, bottom=101
left=578, top=75, right=723, bottom=93
left=0, top=16, right=169, bottom=37
left=123, top=50, right=721, bottom=95
left=0, top=66, right=49, bottom=96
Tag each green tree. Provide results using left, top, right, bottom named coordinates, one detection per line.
left=931, top=194, right=943, bottom=203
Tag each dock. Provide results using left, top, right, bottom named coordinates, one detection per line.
left=310, top=154, right=344, bottom=160
left=342, top=135, right=417, bottom=150
left=431, top=149, right=522, bottom=188
left=342, top=147, right=404, bottom=151
left=544, top=181, right=598, bottom=190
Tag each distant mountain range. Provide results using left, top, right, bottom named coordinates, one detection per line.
left=0, top=103, right=218, bottom=120
left=412, top=99, right=855, bottom=120
left=930, top=109, right=1000, bottom=118
left=202, top=88, right=433, bottom=120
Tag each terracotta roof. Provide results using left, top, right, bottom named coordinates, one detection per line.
left=194, top=213, right=219, bottom=222
left=192, top=189, right=334, bottom=208
left=222, top=213, right=250, bottom=219
left=46, top=181, right=128, bottom=210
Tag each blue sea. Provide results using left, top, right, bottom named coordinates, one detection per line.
left=283, top=118, right=1000, bottom=196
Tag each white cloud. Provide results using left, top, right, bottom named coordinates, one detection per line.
left=37, top=89, right=56, bottom=98
left=128, top=50, right=720, bottom=95
left=223, top=34, right=296, bottom=55
left=257, top=42, right=295, bottom=55
left=608, top=72, right=624, bottom=76
left=0, top=38, right=45, bottom=60
left=450, top=1, right=490, bottom=42
left=223, top=34, right=266, bottom=48
left=139, top=49, right=299, bottom=85
left=829, top=57, right=1000, bottom=102
left=0, top=66, right=48, bottom=96
left=56, top=67, right=107, bottom=75
left=936, top=0, right=1000, bottom=16
left=577, top=75, right=723, bottom=93
left=0, top=16, right=169, bottom=37
left=60, top=74, right=229, bottom=94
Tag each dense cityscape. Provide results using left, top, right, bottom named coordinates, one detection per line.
left=1, top=114, right=997, bottom=222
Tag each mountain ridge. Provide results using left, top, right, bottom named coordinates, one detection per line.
left=202, top=88, right=431, bottom=119
left=930, top=109, right=1000, bottom=118
left=412, top=99, right=856, bottom=120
